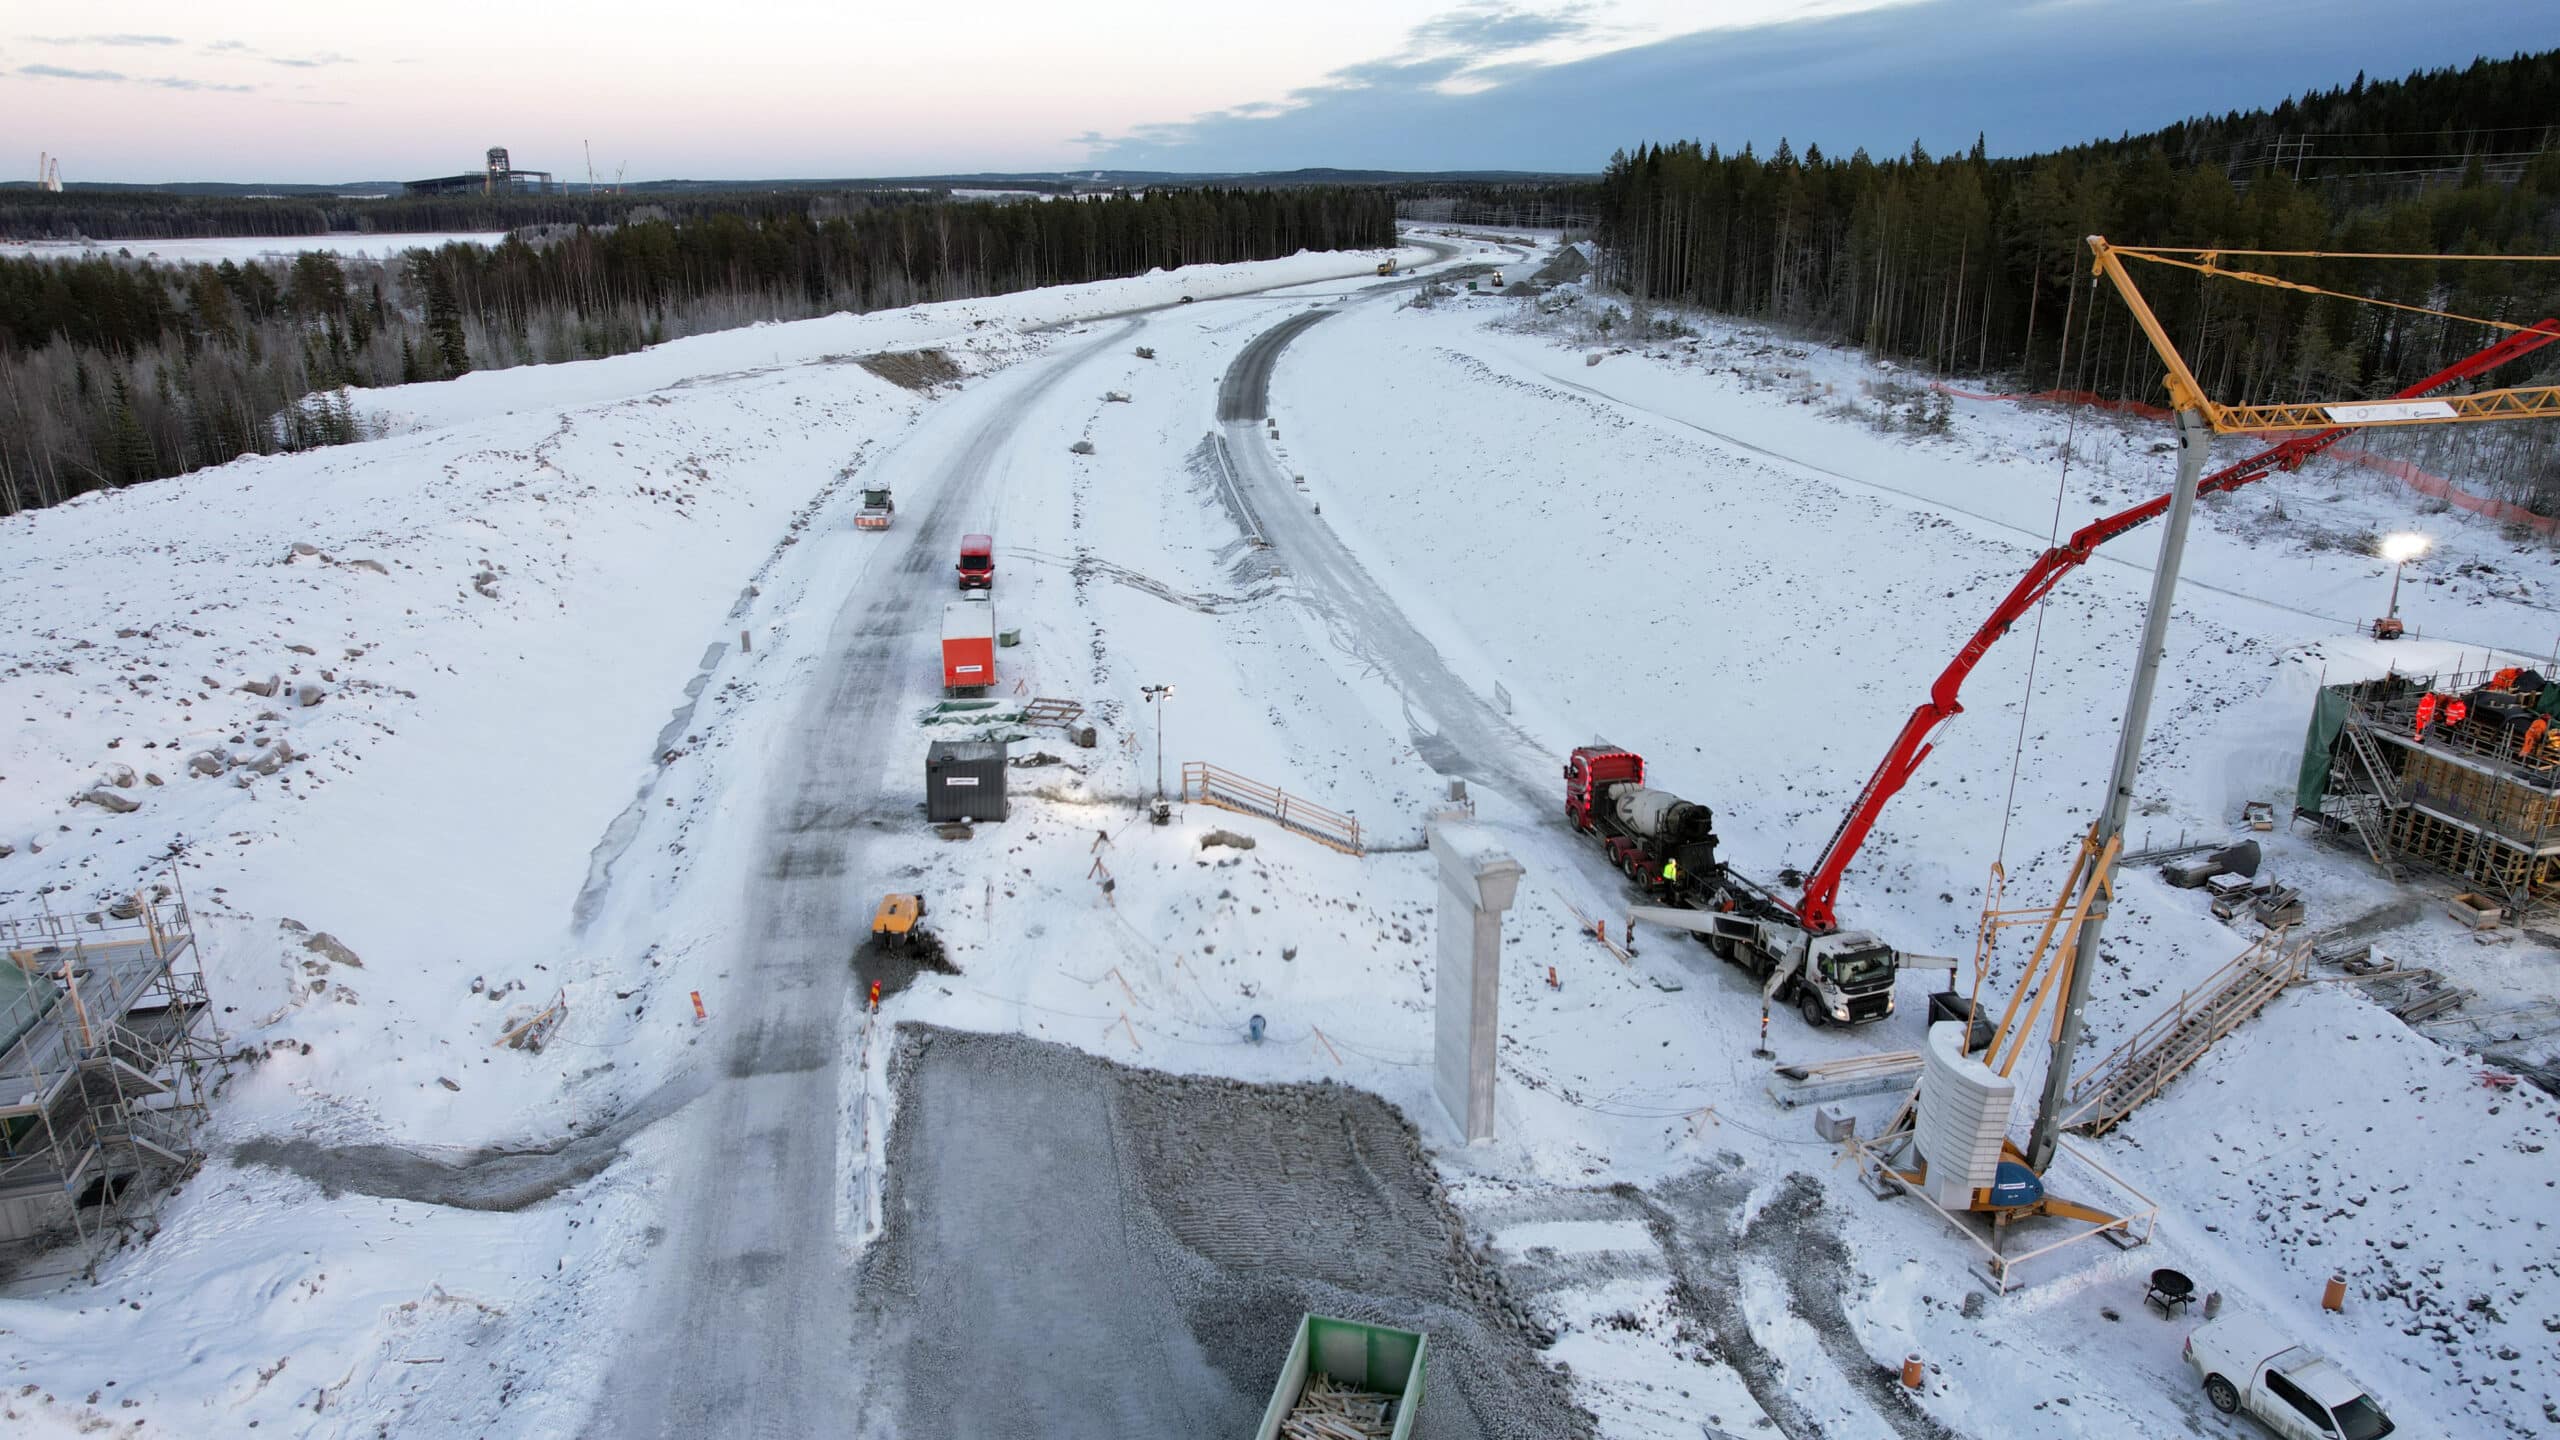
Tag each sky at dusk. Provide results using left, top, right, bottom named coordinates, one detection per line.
left=3, top=0, right=2552, bottom=184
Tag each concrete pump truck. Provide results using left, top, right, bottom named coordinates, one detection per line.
left=1565, top=746, right=1928, bottom=1027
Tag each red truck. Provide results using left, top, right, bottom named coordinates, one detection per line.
left=942, top=602, right=995, bottom=691
left=957, top=533, right=994, bottom=590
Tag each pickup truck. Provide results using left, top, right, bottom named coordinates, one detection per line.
left=2185, top=1314, right=2394, bottom=1439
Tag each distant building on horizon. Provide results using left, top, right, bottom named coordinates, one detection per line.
left=406, top=147, right=553, bottom=197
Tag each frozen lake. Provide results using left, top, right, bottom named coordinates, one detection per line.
left=0, top=231, right=507, bottom=263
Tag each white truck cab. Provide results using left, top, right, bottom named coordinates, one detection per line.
left=2185, top=1314, right=2394, bottom=1439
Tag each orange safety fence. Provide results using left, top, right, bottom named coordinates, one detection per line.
left=1928, top=381, right=2560, bottom=536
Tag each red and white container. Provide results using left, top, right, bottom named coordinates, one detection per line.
left=942, top=602, right=995, bottom=691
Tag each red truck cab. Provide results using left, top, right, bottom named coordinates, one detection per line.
left=1564, top=745, right=1643, bottom=832
left=957, top=534, right=995, bottom=590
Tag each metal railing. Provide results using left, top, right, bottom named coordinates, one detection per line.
left=1180, top=762, right=1364, bottom=856
left=2061, top=932, right=2310, bottom=1135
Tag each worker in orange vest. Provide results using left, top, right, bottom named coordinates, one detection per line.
left=2523, top=716, right=2551, bottom=760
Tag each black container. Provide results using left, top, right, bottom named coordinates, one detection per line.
left=926, top=739, right=1009, bottom=823
left=1927, top=990, right=1997, bottom=1053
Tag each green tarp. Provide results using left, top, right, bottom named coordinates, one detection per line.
left=0, top=960, right=58, bottom=1056
left=2297, top=686, right=2352, bottom=814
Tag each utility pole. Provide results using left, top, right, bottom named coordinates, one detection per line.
left=2028, top=406, right=2210, bottom=1173
left=1141, top=683, right=1173, bottom=823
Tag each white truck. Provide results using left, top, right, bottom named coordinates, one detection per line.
left=2184, top=1314, right=2395, bottom=1439
left=1629, top=904, right=1937, bottom=1027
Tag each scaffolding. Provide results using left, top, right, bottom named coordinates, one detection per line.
left=0, top=879, right=223, bottom=1277
left=2298, top=666, right=2560, bottom=911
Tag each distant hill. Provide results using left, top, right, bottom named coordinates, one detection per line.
left=0, top=167, right=1597, bottom=200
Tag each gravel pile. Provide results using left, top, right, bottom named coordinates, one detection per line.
left=854, top=1025, right=1591, bottom=1440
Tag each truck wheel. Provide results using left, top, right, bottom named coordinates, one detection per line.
left=1706, top=935, right=1736, bottom=962
left=2203, top=1375, right=2239, bottom=1414
left=1800, top=990, right=1829, bottom=1028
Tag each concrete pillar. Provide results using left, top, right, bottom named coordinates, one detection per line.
left=1430, top=822, right=1524, bottom=1144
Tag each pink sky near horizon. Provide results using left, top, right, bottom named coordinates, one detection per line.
left=1, top=0, right=1816, bottom=182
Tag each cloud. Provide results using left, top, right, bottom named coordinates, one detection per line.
left=19, top=63, right=128, bottom=81
left=1409, top=2, right=1595, bottom=53
left=15, top=62, right=255, bottom=93
left=30, top=34, right=182, bottom=47
left=267, top=52, right=355, bottom=69
left=204, top=41, right=253, bottom=53
left=1084, top=0, right=2554, bottom=173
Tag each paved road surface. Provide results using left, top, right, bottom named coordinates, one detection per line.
left=588, top=319, right=1138, bottom=1439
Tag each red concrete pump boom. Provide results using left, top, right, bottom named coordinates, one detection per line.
left=1792, top=319, right=2560, bottom=934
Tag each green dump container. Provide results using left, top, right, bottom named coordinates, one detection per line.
left=1254, top=1313, right=1425, bottom=1440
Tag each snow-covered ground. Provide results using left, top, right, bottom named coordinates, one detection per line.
left=1, top=233, right=2552, bottom=1440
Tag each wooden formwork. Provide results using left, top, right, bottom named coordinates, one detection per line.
left=2385, top=807, right=2560, bottom=897
left=2394, top=747, right=2560, bottom=841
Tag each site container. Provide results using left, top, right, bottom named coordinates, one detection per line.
left=925, top=740, right=1008, bottom=823
left=1254, top=1313, right=1425, bottom=1440
left=942, top=602, right=995, bottom=691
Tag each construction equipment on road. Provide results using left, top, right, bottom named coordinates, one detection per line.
left=870, top=893, right=928, bottom=951
left=956, top=532, right=995, bottom=590
left=941, top=602, right=995, bottom=692
left=1565, top=746, right=1947, bottom=1028
left=1256, top=1314, right=1424, bottom=1440
left=855, top=485, right=895, bottom=530
left=1375, top=261, right=1396, bottom=277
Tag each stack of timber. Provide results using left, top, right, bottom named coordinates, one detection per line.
left=1281, top=1374, right=1396, bottom=1440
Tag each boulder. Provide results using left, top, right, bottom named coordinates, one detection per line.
left=81, top=786, right=142, bottom=814
left=239, top=740, right=302, bottom=776
left=303, top=932, right=365, bottom=969
left=187, top=749, right=230, bottom=778
left=240, top=674, right=281, bottom=698
left=295, top=682, right=327, bottom=708
left=102, top=763, right=137, bottom=789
